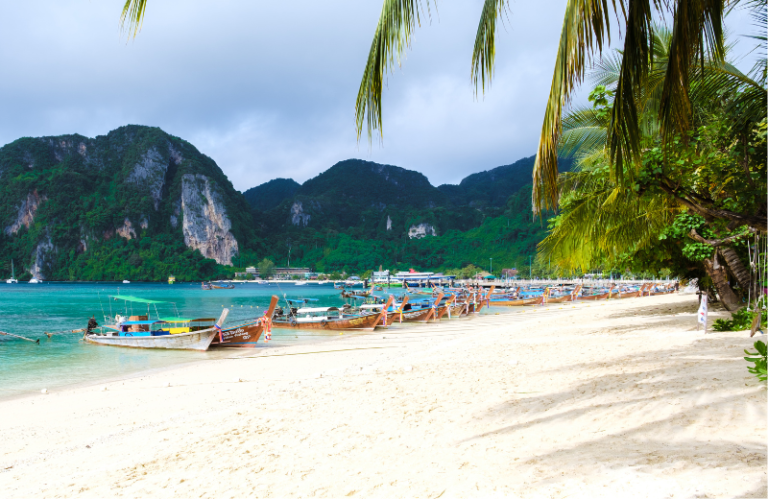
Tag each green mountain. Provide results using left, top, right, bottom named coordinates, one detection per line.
left=0, top=125, right=256, bottom=281
left=249, top=159, right=484, bottom=244
left=242, top=178, right=299, bottom=212
left=0, top=125, right=553, bottom=280
left=243, top=159, right=555, bottom=275
left=437, top=155, right=574, bottom=208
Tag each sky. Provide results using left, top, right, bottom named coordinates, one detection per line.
left=0, top=1, right=760, bottom=191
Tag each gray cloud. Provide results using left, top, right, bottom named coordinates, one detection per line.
left=0, top=1, right=758, bottom=191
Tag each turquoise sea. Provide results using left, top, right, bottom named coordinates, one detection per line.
left=0, top=282, right=376, bottom=399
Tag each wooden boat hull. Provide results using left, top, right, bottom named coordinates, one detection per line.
left=209, top=320, right=265, bottom=347
left=85, top=328, right=218, bottom=351
left=544, top=294, right=575, bottom=303
left=489, top=296, right=543, bottom=306
left=273, top=312, right=383, bottom=331
left=210, top=296, right=279, bottom=348
left=393, top=308, right=434, bottom=323
left=578, top=291, right=611, bottom=301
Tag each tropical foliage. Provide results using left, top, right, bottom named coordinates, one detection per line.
left=743, top=340, right=767, bottom=382
left=538, top=16, right=766, bottom=310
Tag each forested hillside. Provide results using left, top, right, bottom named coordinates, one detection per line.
left=0, top=125, right=257, bottom=281
left=0, top=126, right=553, bottom=281
left=242, top=178, right=300, bottom=212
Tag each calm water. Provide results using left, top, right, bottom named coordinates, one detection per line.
left=0, top=282, right=372, bottom=399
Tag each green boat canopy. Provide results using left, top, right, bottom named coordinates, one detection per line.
left=109, top=295, right=167, bottom=304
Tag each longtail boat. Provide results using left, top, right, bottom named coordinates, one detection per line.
left=210, top=296, right=279, bottom=348
left=84, top=309, right=229, bottom=351
left=211, top=282, right=236, bottom=290
left=543, top=285, right=582, bottom=303
left=273, top=296, right=393, bottom=331
left=578, top=284, right=616, bottom=301
left=616, top=283, right=650, bottom=299
left=474, top=286, right=495, bottom=312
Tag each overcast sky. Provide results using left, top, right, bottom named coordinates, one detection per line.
left=0, top=1, right=759, bottom=191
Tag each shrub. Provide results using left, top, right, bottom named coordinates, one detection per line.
left=744, top=340, right=767, bottom=382
left=713, top=308, right=766, bottom=332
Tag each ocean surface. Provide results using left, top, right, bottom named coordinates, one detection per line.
left=0, top=281, right=394, bottom=399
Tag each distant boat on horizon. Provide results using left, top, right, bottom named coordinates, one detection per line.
left=122, top=280, right=130, bottom=284
left=6, top=260, right=17, bottom=284
left=29, top=278, right=40, bottom=284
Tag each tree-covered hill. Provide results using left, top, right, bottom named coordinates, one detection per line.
left=0, top=125, right=257, bottom=281
left=0, top=125, right=555, bottom=281
left=437, top=155, right=574, bottom=208
left=242, top=178, right=300, bottom=212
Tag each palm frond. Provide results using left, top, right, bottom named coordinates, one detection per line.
left=559, top=107, right=609, bottom=156
left=606, top=0, right=655, bottom=185
left=658, top=0, right=725, bottom=145
left=471, top=0, right=509, bottom=94
left=532, top=0, right=615, bottom=213
left=120, top=0, right=148, bottom=38
left=355, top=0, right=431, bottom=142
left=590, top=50, right=623, bottom=88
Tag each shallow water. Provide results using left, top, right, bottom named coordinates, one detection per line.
left=0, top=281, right=376, bottom=399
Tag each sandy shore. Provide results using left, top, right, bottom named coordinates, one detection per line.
left=1, top=293, right=765, bottom=498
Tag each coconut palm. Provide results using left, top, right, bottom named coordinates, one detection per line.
left=539, top=20, right=765, bottom=309
left=119, top=0, right=762, bottom=216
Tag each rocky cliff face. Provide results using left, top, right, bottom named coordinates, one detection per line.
left=0, top=125, right=255, bottom=279
left=4, top=190, right=46, bottom=236
left=408, top=223, right=436, bottom=239
left=181, top=174, right=239, bottom=265
left=290, top=201, right=311, bottom=227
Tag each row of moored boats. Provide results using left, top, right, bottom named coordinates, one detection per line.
left=81, top=282, right=676, bottom=351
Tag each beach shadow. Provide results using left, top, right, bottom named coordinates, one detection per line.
left=459, top=335, right=767, bottom=493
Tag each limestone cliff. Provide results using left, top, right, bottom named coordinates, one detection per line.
left=0, top=125, right=255, bottom=280
left=181, top=174, right=239, bottom=265
left=408, top=223, right=437, bottom=239
left=4, top=190, right=46, bottom=236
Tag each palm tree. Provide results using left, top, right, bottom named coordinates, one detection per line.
left=119, top=1, right=762, bottom=215
left=539, top=22, right=765, bottom=310
left=350, top=0, right=740, bottom=213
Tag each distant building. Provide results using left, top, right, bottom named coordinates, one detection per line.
left=273, top=267, right=311, bottom=279
left=501, top=268, right=518, bottom=278
left=372, top=270, right=390, bottom=283
left=235, top=266, right=260, bottom=279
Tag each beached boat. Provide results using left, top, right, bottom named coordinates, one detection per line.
left=210, top=296, right=279, bottom=348
left=85, top=309, right=229, bottom=351
left=615, top=283, right=650, bottom=299
left=542, top=285, right=582, bottom=303
left=578, top=285, right=616, bottom=301
left=273, top=296, right=393, bottom=331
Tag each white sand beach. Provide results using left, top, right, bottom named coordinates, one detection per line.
left=1, top=293, right=765, bottom=498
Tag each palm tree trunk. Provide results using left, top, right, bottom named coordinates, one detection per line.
left=703, top=256, right=741, bottom=311
left=719, top=245, right=752, bottom=292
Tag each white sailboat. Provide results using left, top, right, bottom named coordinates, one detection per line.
left=6, top=261, right=17, bottom=284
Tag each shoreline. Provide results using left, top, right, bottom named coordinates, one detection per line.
left=2, top=293, right=765, bottom=498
